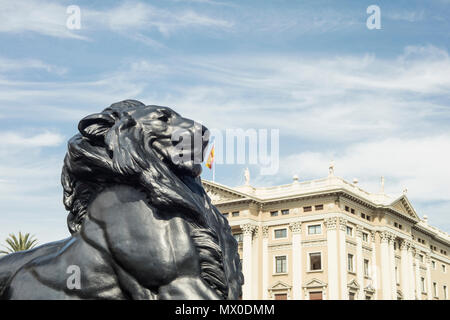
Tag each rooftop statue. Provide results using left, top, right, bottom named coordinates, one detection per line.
left=0, top=100, right=243, bottom=299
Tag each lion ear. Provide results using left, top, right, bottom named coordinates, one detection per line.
left=78, top=112, right=115, bottom=143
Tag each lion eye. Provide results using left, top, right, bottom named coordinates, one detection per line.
left=157, top=114, right=170, bottom=122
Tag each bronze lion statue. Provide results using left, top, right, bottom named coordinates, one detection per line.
left=0, top=100, right=243, bottom=299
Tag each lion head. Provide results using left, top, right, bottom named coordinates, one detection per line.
left=62, top=99, right=211, bottom=234
left=61, top=100, right=242, bottom=299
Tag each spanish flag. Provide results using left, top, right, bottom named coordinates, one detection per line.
left=206, top=144, right=215, bottom=169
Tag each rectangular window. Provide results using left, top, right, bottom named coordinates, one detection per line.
left=309, top=252, right=322, bottom=271
left=394, top=222, right=398, bottom=228
left=315, top=204, right=323, bottom=211
left=432, top=261, right=436, bottom=269
left=281, top=209, right=289, bottom=215
left=232, top=211, right=239, bottom=217
left=274, top=228, right=287, bottom=239
left=443, top=264, right=447, bottom=273
left=309, top=291, right=323, bottom=300
left=223, top=212, right=229, bottom=218
left=270, top=211, right=278, bottom=217
left=433, top=282, right=437, bottom=297
left=361, top=213, right=366, bottom=219
left=345, top=206, right=349, bottom=212
left=395, top=266, right=399, bottom=284
left=364, top=259, right=369, bottom=277
left=362, top=232, right=368, bottom=242
left=348, top=254, right=354, bottom=272
left=351, top=208, right=355, bottom=214
left=275, top=256, right=287, bottom=273
left=366, top=215, right=371, bottom=221
left=303, top=206, right=312, bottom=212
left=346, top=226, right=353, bottom=236
left=419, top=255, right=424, bottom=263
left=308, top=224, right=322, bottom=235
left=421, top=277, right=426, bottom=292
left=349, top=292, right=355, bottom=300
left=444, top=286, right=448, bottom=299
left=233, top=233, right=243, bottom=242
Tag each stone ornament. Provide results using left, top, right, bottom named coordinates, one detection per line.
left=240, top=224, right=258, bottom=237
left=325, top=217, right=338, bottom=230
left=262, top=226, right=269, bottom=238
left=355, top=225, right=364, bottom=238
left=339, top=217, right=348, bottom=231
left=289, top=222, right=302, bottom=234
left=0, top=100, right=243, bottom=300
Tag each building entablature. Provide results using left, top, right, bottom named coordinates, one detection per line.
left=203, top=176, right=450, bottom=250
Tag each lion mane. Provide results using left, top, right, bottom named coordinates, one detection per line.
left=61, top=99, right=243, bottom=299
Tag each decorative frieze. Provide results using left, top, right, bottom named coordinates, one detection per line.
left=262, top=226, right=269, bottom=238
left=241, top=223, right=258, bottom=237
left=400, top=239, right=413, bottom=251
left=400, top=240, right=408, bottom=250
left=355, top=225, right=364, bottom=238
left=289, top=221, right=302, bottom=234
left=339, top=217, right=347, bottom=231
left=380, top=231, right=392, bottom=243
left=325, top=217, right=337, bottom=230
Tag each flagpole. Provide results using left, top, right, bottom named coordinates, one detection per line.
left=212, top=157, right=215, bottom=182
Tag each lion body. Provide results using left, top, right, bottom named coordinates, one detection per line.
left=0, top=100, right=243, bottom=300
left=1, top=185, right=223, bottom=299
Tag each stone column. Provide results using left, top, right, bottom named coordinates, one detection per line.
left=290, top=222, right=302, bottom=300
left=338, top=217, right=348, bottom=300
left=380, top=231, right=392, bottom=300
left=407, top=242, right=415, bottom=299
left=370, top=231, right=378, bottom=299
left=389, top=234, right=397, bottom=299
left=262, top=226, right=269, bottom=300
left=400, top=240, right=411, bottom=299
left=241, top=223, right=257, bottom=299
left=425, top=253, right=432, bottom=300
left=413, top=249, right=421, bottom=300
left=355, top=225, right=365, bottom=300
left=325, top=217, right=339, bottom=300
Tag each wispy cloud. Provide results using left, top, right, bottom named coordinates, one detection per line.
left=386, top=10, right=425, bottom=22
left=0, top=131, right=64, bottom=147
left=0, top=0, right=87, bottom=40
left=0, top=0, right=233, bottom=43
left=0, top=45, right=449, bottom=233
left=0, top=57, right=67, bottom=75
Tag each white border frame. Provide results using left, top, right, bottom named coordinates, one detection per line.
left=306, top=222, right=323, bottom=236
left=273, top=254, right=288, bottom=275
left=347, top=253, right=355, bottom=273
left=307, top=250, right=323, bottom=272
left=273, top=227, right=288, bottom=240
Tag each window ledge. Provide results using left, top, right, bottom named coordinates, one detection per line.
left=307, top=270, right=323, bottom=273
left=273, top=272, right=288, bottom=276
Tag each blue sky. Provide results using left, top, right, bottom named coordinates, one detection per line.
left=0, top=0, right=449, bottom=244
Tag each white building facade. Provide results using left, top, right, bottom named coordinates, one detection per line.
left=203, top=170, right=450, bottom=300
